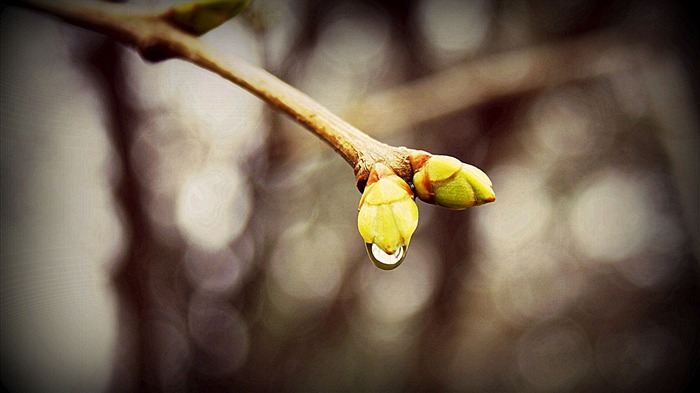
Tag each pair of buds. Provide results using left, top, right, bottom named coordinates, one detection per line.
left=357, top=151, right=496, bottom=269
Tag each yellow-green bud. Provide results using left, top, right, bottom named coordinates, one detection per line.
left=410, top=153, right=495, bottom=210
left=358, top=163, right=419, bottom=268
left=167, top=0, right=251, bottom=36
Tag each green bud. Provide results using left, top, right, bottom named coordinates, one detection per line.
left=167, top=0, right=251, bottom=36
left=358, top=163, right=419, bottom=260
left=410, top=153, right=495, bottom=210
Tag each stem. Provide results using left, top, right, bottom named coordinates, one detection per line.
left=16, top=0, right=409, bottom=189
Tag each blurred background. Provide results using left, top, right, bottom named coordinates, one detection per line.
left=1, top=0, right=699, bottom=392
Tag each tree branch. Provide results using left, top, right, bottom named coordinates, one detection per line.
left=16, top=0, right=409, bottom=189
left=346, top=30, right=652, bottom=136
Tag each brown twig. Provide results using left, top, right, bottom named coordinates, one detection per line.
left=16, top=0, right=410, bottom=190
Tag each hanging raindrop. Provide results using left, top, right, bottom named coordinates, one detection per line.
left=365, top=243, right=407, bottom=270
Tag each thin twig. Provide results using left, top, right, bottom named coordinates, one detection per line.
left=16, top=0, right=409, bottom=189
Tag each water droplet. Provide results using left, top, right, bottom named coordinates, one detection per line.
left=366, top=243, right=407, bottom=270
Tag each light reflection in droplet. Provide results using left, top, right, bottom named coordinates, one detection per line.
left=366, top=243, right=406, bottom=270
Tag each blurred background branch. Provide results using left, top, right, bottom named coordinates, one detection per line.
left=346, top=29, right=652, bottom=136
